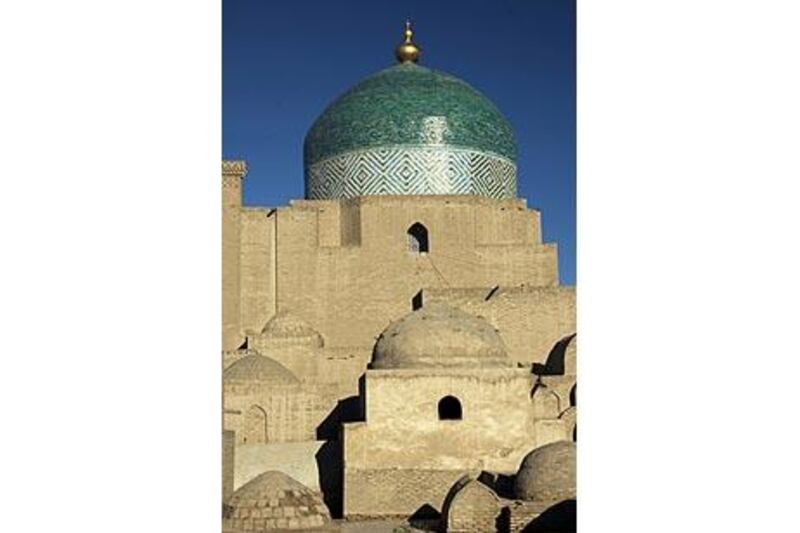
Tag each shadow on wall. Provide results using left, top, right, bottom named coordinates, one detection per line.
left=408, top=503, right=441, bottom=531
left=314, top=439, right=342, bottom=518
left=478, top=471, right=516, bottom=500
left=314, top=377, right=367, bottom=519
left=534, top=333, right=576, bottom=375
left=522, top=500, right=577, bottom=533
left=316, top=395, right=362, bottom=441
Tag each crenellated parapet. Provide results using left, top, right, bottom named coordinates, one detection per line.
left=222, top=159, right=248, bottom=177
left=222, top=160, right=248, bottom=189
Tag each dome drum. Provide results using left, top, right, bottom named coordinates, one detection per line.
left=306, top=145, right=516, bottom=200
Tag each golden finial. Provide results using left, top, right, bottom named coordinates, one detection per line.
left=395, top=20, right=421, bottom=64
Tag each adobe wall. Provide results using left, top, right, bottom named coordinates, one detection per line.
left=237, top=195, right=560, bottom=353
left=424, top=285, right=576, bottom=364
left=342, top=368, right=572, bottom=518
left=239, top=207, right=275, bottom=335
left=222, top=386, right=327, bottom=444
left=248, top=345, right=370, bottom=400
left=350, top=368, right=536, bottom=473
left=223, top=430, right=235, bottom=503
left=343, top=467, right=467, bottom=519
left=222, top=161, right=247, bottom=351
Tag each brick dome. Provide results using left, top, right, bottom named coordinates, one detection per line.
left=370, top=303, right=511, bottom=369
left=223, top=471, right=331, bottom=530
left=259, top=310, right=323, bottom=349
left=515, top=441, right=576, bottom=502
left=223, top=354, right=300, bottom=386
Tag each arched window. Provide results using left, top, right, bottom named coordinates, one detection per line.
left=438, top=395, right=462, bottom=420
left=407, top=223, right=429, bottom=253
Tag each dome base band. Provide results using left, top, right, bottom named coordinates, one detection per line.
left=305, top=145, right=517, bottom=200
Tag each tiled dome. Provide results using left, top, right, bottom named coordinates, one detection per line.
left=370, top=303, right=512, bottom=369
left=223, top=471, right=331, bottom=530
left=304, top=62, right=517, bottom=200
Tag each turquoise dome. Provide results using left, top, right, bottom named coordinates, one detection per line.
left=304, top=62, right=518, bottom=200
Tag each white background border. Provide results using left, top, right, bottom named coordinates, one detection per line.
left=1, top=1, right=798, bottom=531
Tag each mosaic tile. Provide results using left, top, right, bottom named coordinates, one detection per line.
left=303, top=63, right=518, bottom=199
left=306, top=145, right=516, bottom=199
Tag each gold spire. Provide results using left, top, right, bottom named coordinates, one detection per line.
left=395, top=20, right=421, bottom=64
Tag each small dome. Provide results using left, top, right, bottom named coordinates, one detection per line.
left=223, top=354, right=300, bottom=386
left=259, top=311, right=323, bottom=349
left=515, top=441, right=576, bottom=502
left=371, top=303, right=511, bottom=369
left=223, top=471, right=331, bottom=530
left=304, top=62, right=517, bottom=200
left=442, top=476, right=501, bottom=533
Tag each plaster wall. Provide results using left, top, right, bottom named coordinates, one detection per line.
left=232, top=441, right=325, bottom=491
left=347, top=369, right=535, bottom=472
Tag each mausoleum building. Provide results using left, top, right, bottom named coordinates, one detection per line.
left=222, top=23, right=577, bottom=531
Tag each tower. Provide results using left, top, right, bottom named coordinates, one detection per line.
left=222, top=160, right=247, bottom=351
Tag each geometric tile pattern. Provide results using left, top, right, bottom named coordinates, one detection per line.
left=306, top=145, right=517, bottom=200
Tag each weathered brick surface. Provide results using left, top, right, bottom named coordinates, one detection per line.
left=344, top=468, right=467, bottom=518
left=222, top=161, right=247, bottom=351
left=425, top=285, right=576, bottom=365
left=223, top=471, right=330, bottom=531
left=227, top=192, right=566, bottom=360
left=221, top=165, right=578, bottom=522
left=505, top=500, right=549, bottom=532
left=442, top=478, right=501, bottom=533
left=223, top=430, right=236, bottom=503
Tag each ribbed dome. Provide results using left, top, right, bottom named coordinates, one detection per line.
left=304, top=63, right=517, bottom=200
left=223, top=471, right=331, bottom=530
left=370, top=303, right=512, bottom=369
left=515, top=441, right=577, bottom=502
left=223, top=354, right=300, bottom=386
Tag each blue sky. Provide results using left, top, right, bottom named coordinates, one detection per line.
left=223, top=0, right=575, bottom=285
